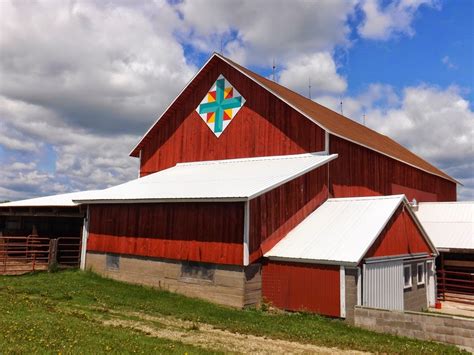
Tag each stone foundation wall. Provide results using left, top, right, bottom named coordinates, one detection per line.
left=344, top=267, right=358, bottom=323
left=355, top=306, right=474, bottom=350
left=86, top=252, right=262, bottom=308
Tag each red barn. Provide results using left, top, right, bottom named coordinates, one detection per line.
left=6, top=53, right=455, bottom=317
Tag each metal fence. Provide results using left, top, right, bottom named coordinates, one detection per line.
left=0, top=236, right=51, bottom=274
left=0, top=235, right=82, bottom=274
left=437, top=269, right=474, bottom=305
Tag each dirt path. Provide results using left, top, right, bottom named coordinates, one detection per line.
left=102, top=310, right=369, bottom=354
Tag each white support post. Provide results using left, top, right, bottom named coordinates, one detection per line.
left=80, top=206, right=89, bottom=270
left=324, top=131, right=330, bottom=153
left=243, top=201, right=250, bottom=266
left=357, top=267, right=362, bottom=306
left=340, top=265, right=346, bottom=318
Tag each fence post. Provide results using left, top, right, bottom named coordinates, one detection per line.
left=48, top=239, right=58, bottom=271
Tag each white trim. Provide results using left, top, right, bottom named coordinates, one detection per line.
left=364, top=252, right=430, bottom=264
left=243, top=201, right=250, bottom=266
left=403, top=264, right=412, bottom=289
left=80, top=206, right=89, bottom=270
left=417, top=262, right=425, bottom=286
left=340, top=266, right=346, bottom=318
left=266, top=255, right=357, bottom=267
left=357, top=267, right=362, bottom=306
left=215, top=53, right=457, bottom=185
left=324, top=131, right=330, bottom=154
left=74, top=197, right=248, bottom=204
left=129, top=54, right=217, bottom=156
left=138, top=150, right=142, bottom=178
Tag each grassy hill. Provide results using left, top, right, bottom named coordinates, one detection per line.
left=0, top=270, right=465, bottom=354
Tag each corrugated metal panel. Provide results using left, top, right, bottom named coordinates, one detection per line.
left=363, top=261, right=404, bottom=311
left=0, top=190, right=99, bottom=208
left=75, top=153, right=336, bottom=203
left=265, top=195, right=405, bottom=264
left=262, top=260, right=340, bottom=317
left=415, top=202, right=474, bottom=250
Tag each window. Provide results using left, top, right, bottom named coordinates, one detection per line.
left=181, top=261, right=215, bottom=283
left=404, top=264, right=412, bottom=289
left=417, top=262, right=425, bottom=285
left=106, top=254, right=120, bottom=271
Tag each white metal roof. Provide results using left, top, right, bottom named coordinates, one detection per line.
left=265, top=195, right=423, bottom=265
left=0, top=190, right=99, bottom=208
left=414, top=201, right=474, bottom=251
left=74, top=153, right=337, bottom=203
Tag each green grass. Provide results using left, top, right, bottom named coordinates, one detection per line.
left=0, top=270, right=465, bottom=354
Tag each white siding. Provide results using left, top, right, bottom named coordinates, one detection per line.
left=363, top=261, right=404, bottom=311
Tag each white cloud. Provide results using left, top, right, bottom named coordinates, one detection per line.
left=0, top=96, right=139, bottom=200
left=317, top=84, right=474, bottom=200
left=0, top=0, right=196, bottom=135
left=278, top=52, right=347, bottom=96
left=358, top=0, right=438, bottom=40
left=176, top=0, right=357, bottom=66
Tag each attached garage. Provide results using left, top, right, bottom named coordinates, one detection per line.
left=264, top=195, right=438, bottom=321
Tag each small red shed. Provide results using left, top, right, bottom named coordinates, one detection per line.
left=263, top=195, right=438, bottom=321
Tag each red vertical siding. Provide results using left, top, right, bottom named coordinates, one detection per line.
left=262, top=261, right=340, bottom=317
left=87, top=202, right=244, bottom=265
left=139, top=56, right=325, bottom=176
left=249, top=165, right=329, bottom=263
left=365, top=206, right=434, bottom=258
left=329, top=135, right=456, bottom=202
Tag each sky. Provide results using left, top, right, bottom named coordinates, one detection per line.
left=0, top=0, right=473, bottom=201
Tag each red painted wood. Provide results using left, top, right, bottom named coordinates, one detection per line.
left=249, top=166, right=329, bottom=263
left=365, top=205, right=434, bottom=258
left=87, top=202, right=244, bottom=265
left=329, top=135, right=456, bottom=202
left=139, top=56, right=325, bottom=176
left=262, top=260, right=340, bottom=317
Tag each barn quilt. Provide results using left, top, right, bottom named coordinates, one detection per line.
left=196, top=75, right=245, bottom=137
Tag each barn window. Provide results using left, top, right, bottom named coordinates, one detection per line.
left=181, top=261, right=215, bottom=282
left=106, top=254, right=120, bottom=271
left=417, top=263, right=425, bottom=285
left=403, top=265, right=412, bottom=289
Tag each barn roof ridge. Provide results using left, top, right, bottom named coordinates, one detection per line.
left=130, top=52, right=457, bottom=185
left=214, top=53, right=458, bottom=185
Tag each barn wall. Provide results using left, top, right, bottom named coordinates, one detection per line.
left=248, top=165, right=329, bottom=263
left=87, top=202, right=245, bottom=265
left=139, top=56, right=325, bottom=176
left=262, top=260, right=340, bottom=317
left=329, top=135, right=456, bottom=202
left=365, top=206, right=433, bottom=258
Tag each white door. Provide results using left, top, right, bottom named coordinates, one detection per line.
left=363, top=260, right=404, bottom=311
left=427, top=260, right=436, bottom=307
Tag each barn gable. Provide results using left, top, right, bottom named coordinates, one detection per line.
left=133, top=55, right=326, bottom=176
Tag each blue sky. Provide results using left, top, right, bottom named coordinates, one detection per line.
left=0, top=0, right=472, bottom=201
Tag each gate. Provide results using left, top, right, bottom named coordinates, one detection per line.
left=0, top=236, right=51, bottom=274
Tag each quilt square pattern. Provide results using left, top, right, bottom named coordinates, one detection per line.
left=196, top=74, right=246, bottom=137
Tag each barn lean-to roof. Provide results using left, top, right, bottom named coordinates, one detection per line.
left=130, top=53, right=458, bottom=185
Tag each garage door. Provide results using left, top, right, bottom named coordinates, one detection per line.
left=363, top=260, right=404, bottom=311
